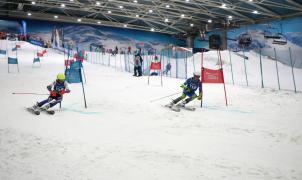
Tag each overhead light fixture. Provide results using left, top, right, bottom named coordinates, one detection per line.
left=190, top=23, right=194, bottom=27
left=249, top=0, right=253, bottom=2
left=186, top=0, right=190, bottom=2
left=149, top=9, right=153, bottom=13
left=166, top=4, right=170, bottom=8
left=124, top=24, right=128, bottom=27
left=70, top=0, right=74, bottom=2
left=27, top=12, right=32, bottom=16
left=252, top=10, right=259, bottom=14
left=31, top=1, right=36, bottom=5
left=133, top=0, right=138, bottom=3
left=151, top=28, right=155, bottom=32
left=54, top=15, right=58, bottom=19
left=208, top=19, right=212, bottom=23
left=135, top=14, right=139, bottom=18
left=119, top=5, right=123, bottom=9
left=221, top=3, right=227, bottom=8
left=96, top=1, right=100, bottom=6
left=228, top=15, right=233, bottom=19
left=165, top=18, right=169, bottom=22
left=77, top=18, right=82, bottom=22
left=108, top=10, right=111, bottom=13
left=181, top=14, right=185, bottom=18
left=60, top=3, right=65, bottom=8
left=97, top=21, right=101, bottom=24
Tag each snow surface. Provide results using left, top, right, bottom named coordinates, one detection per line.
left=0, top=41, right=302, bottom=180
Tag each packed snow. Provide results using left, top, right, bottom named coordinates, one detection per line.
left=0, top=41, right=302, bottom=180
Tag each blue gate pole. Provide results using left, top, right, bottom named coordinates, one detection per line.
left=176, top=51, right=178, bottom=78
left=274, top=48, right=281, bottom=90
left=185, top=51, right=188, bottom=79
left=259, top=48, right=264, bottom=88
left=228, top=50, right=234, bottom=85
left=289, top=47, right=297, bottom=93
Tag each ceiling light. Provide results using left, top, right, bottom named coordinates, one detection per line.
left=60, top=3, right=65, bottom=8
left=228, top=15, right=233, bottom=19
left=124, top=24, right=128, bottom=27
left=133, top=0, right=138, bottom=3
left=181, top=14, right=185, bottom=18
left=221, top=3, right=227, bottom=8
left=149, top=9, right=153, bottom=13
left=166, top=5, right=170, bottom=8
left=96, top=1, right=100, bottom=6
left=119, top=5, right=123, bottom=9
left=249, top=0, right=253, bottom=2
left=70, top=0, right=74, bottom=1
left=252, top=10, right=259, bottom=14
left=208, top=19, right=212, bottom=23
left=54, top=15, right=58, bottom=19
left=135, top=14, right=139, bottom=18
left=97, top=21, right=101, bottom=24
left=27, top=12, right=32, bottom=16
left=77, top=18, right=82, bottom=22
left=108, top=10, right=111, bottom=13
left=31, top=1, right=36, bottom=5
left=186, top=0, right=190, bottom=2
left=151, top=28, right=155, bottom=32
left=165, top=18, right=169, bottom=22
left=190, top=23, right=194, bottom=27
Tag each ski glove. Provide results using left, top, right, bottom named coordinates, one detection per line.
left=198, top=93, right=203, bottom=100
left=47, top=85, right=52, bottom=91
left=50, top=91, right=57, bottom=97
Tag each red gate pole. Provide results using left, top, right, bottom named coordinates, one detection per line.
left=218, top=50, right=228, bottom=106
left=201, top=51, right=204, bottom=108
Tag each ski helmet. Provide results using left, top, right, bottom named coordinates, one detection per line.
left=57, top=73, right=66, bottom=81
left=193, top=71, right=201, bottom=77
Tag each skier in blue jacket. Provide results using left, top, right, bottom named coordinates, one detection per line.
left=33, top=73, right=70, bottom=110
left=169, top=71, right=202, bottom=107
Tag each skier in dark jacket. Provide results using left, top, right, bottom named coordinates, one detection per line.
left=133, top=52, right=143, bottom=77
left=33, top=73, right=70, bottom=111
left=169, top=71, right=202, bottom=107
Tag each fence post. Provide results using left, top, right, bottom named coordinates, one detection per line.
left=289, top=47, right=297, bottom=93
left=274, top=48, right=281, bottom=90
left=243, top=48, right=249, bottom=86
left=228, top=50, right=235, bottom=85
left=259, top=48, right=264, bottom=88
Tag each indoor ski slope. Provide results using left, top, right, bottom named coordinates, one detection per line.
left=0, top=41, right=302, bottom=180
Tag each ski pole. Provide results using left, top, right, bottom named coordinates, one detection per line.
left=150, top=92, right=181, bottom=103
left=12, top=92, right=49, bottom=95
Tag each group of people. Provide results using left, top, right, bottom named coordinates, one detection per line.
left=31, top=49, right=202, bottom=112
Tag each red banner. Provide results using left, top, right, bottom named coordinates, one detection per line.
left=42, top=49, right=47, bottom=54
left=37, top=52, right=43, bottom=57
left=16, top=44, right=21, bottom=48
left=202, top=67, right=224, bottom=83
left=150, top=62, right=161, bottom=70
left=64, top=59, right=74, bottom=67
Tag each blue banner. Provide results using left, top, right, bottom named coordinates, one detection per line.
left=0, top=49, right=6, bottom=55
left=65, top=68, right=82, bottom=84
left=28, top=38, right=44, bottom=47
left=8, top=57, right=18, bottom=64
left=33, top=57, right=40, bottom=63
left=12, top=47, right=17, bottom=51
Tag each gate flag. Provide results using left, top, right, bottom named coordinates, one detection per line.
left=202, top=67, right=224, bottom=83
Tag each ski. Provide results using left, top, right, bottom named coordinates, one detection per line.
left=26, top=107, right=40, bottom=115
left=176, top=105, right=196, bottom=111
left=164, top=104, right=181, bottom=112
left=40, top=108, right=55, bottom=115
